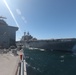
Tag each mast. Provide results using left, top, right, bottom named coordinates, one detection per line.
left=24, top=32, right=26, bottom=36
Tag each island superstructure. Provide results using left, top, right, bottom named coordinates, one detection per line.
left=0, top=16, right=18, bottom=48
left=17, top=32, right=76, bottom=52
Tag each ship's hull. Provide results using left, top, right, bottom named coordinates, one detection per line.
left=16, top=39, right=76, bottom=52
left=24, top=39, right=76, bottom=52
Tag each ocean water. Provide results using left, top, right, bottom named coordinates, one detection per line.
left=24, top=49, right=76, bottom=75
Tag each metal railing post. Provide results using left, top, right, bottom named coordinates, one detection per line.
left=21, top=60, right=24, bottom=75
left=20, top=51, right=24, bottom=75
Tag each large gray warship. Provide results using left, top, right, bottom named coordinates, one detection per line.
left=17, top=32, right=76, bottom=52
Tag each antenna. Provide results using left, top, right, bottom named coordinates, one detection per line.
left=0, top=16, right=7, bottom=19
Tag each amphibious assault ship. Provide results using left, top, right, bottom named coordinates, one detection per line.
left=17, top=32, right=76, bottom=52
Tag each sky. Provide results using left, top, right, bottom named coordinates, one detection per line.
left=0, top=0, right=76, bottom=41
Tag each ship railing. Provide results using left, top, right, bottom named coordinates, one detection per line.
left=19, top=49, right=27, bottom=75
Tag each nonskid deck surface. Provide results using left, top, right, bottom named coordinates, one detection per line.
left=0, top=51, right=19, bottom=75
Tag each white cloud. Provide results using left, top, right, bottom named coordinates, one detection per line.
left=16, top=9, right=21, bottom=15
left=16, top=9, right=27, bottom=24
left=22, top=16, right=25, bottom=20
left=21, top=16, right=27, bottom=24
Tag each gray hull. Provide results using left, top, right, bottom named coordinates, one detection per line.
left=24, top=39, right=76, bottom=52
left=17, top=39, right=76, bottom=52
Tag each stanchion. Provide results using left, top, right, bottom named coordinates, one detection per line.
left=19, top=51, right=24, bottom=75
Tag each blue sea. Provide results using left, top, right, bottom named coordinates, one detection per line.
left=24, top=48, right=76, bottom=75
